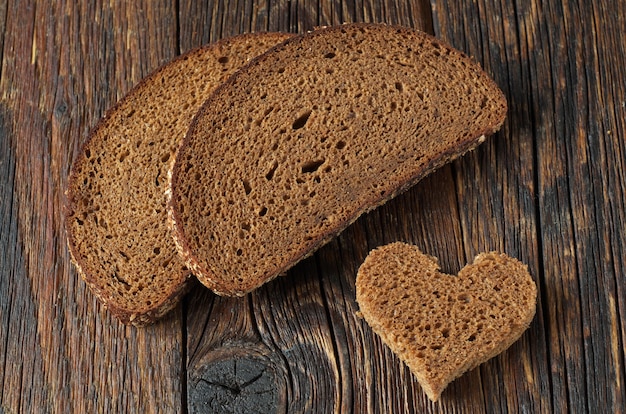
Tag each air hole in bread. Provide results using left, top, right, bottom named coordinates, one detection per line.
left=458, top=293, right=471, bottom=303
left=301, top=158, right=325, bottom=174
left=153, top=247, right=160, bottom=255
left=292, top=111, right=312, bottom=130
left=236, top=248, right=243, bottom=256
left=258, top=207, right=268, bottom=216
left=119, top=150, right=130, bottom=162
left=441, top=328, right=450, bottom=338
left=242, top=179, right=252, bottom=195
left=161, top=153, right=170, bottom=163
left=265, top=161, right=278, bottom=180
left=113, top=271, right=130, bottom=287
left=467, top=334, right=476, bottom=342
left=218, top=56, right=229, bottom=64
left=324, top=52, right=336, bottom=59
left=335, top=140, right=346, bottom=150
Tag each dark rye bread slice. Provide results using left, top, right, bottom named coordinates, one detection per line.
left=168, top=23, right=508, bottom=296
left=64, top=32, right=292, bottom=326
left=356, top=242, right=537, bottom=401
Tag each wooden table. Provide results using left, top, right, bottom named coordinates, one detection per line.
left=1, top=0, right=624, bottom=412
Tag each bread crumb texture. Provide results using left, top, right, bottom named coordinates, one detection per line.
left=170, top=23, right=508, bottom=295
left=65, top=33, right=292, bottom=325
left=356, top=242, right=537, bottom=401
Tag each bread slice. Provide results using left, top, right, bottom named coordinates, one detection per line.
left=64, top=32, right=292, bottom=326
left=355, top=242, right=537, bottom=401
left=168, top=23, right=508, bottom=296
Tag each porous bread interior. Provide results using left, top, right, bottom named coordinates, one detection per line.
left=65, top=33, right=291, bottom=323
left=355, top=242, right=537, bottom=401
left=171, top=24, right=508, bottom=295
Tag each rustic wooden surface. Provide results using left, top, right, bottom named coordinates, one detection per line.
left=0, top=0, right=624, bottom=412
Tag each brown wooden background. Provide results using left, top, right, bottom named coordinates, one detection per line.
left=1, top=0, right=624, bottom=412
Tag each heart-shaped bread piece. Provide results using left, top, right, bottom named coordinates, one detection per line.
left=356, top=242, right=537, bottom=401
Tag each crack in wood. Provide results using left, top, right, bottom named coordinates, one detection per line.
left=196, top=369, right=266, bottom=395
left=188, top=357, right=279, bottom=414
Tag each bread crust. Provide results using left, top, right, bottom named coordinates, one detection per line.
left=169, top=23, right=508, bottom=296
left=65, top=32, right=292, bottom=325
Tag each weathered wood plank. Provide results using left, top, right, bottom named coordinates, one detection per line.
left=433, top=0, right=626, bottom=411
left=176, top=1, right=441, bottom=413
left=0, top=1, right=184, bottom=412
left=431, top=0, right=552, bottom=411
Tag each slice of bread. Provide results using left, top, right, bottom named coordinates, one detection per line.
left=64, top=32, right=292, bottom=326
left=168, top=23, right=508, bottom=296
left=355, top=242, right=537, bottom=401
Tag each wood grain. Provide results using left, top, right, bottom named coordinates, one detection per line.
left=1, top=1, right=184, bottom=412
left=0, top=0, right=624, bottom=412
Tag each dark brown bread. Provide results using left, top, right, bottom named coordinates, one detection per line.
left=169, top=23, right=508, bottom=296
left=356, top=242, right=537, bottom=401
left=64, top=33, right=292, bottom=326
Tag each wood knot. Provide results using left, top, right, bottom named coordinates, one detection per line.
left=188, top=356, right=280, bottom=413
